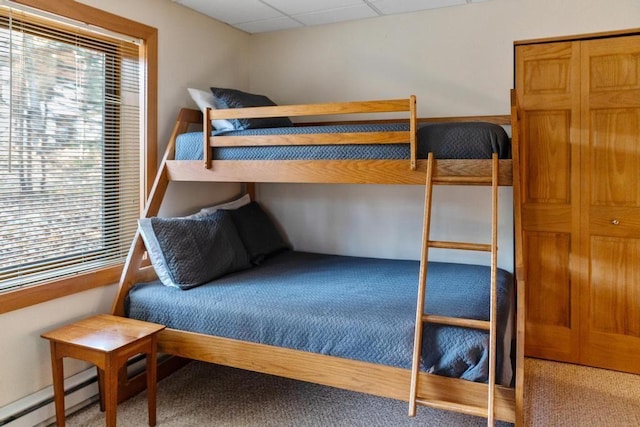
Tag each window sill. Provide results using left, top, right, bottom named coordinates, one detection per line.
left=0, top=265, right=123, bottom=315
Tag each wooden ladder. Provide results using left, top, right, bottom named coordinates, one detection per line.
left=408, top=152, right=500, bottom=425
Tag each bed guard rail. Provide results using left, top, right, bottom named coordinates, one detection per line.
left=204, top=95, right=418, bottom=170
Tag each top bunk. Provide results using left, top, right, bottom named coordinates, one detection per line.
left=161, top=91, right=513, bottom=186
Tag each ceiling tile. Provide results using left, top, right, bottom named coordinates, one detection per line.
left=173, top=0, right=282, bottom=25
left=371, top=0, right=466, bottom=15
left=295, top=5, right=378, bottom=27
left=234, top=16, right=304, bottom=33
left=263, top=0, right=365, bottom=16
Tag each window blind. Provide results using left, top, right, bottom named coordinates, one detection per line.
left=0, top=4, right=143, bottom=291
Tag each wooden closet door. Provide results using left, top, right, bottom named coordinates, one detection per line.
left=515, top=42, right=582, bottom=362
left=579, top=35, right=640, bottom=373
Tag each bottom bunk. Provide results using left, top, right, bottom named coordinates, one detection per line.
left=123, top=250, right=516, bottom=422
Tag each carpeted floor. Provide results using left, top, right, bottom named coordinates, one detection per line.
left=525, top=358, right=640, bottom=426
left=64, top=358, right=640, bottom=426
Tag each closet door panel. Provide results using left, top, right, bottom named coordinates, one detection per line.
left=580, top=35, right=640, bottom=373
left=589, top=237, right=640, bottom=337
left=589, top=109, right=640, bottom=207
left=522, top=111, right=571, bottom=204
left=583, top=237, right=640, bottom=371
left=516, top=42, right=581, bottom=362
left=523, top=231, right=574, bottom=359
left=524, top=232, right=571, bottom=326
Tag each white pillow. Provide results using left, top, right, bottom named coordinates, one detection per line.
left=193, top=193, right=251, bottom=218
left=187, top=87, right=235, bottom=131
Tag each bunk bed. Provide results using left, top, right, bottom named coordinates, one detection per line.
left=111, top=93, right=524, bottom=426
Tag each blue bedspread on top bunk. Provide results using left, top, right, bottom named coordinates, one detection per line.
left=126, top=251, right=514, bottom=385
left=174, top=122, right=511, bottom=161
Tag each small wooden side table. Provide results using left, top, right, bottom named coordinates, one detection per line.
left=41, top=314, right=166, bottom=427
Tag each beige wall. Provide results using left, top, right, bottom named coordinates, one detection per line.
left=248, top=0, right=640, bottom=269
left=248, top=0, right=640, bottom=113
left=0, top=0, right=249, bottom=410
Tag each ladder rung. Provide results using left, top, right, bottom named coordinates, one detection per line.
left=422, top=314, right=491, bottom=330
left=415, top=398, right=488, bottom=418
left=432, top=176, right=493, bottom=184
left=428, top=240, right=491, bottom=252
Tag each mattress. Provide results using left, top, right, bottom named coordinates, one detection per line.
left=126, top=251, right=514, bottom=385
left=175, top=122, right=511, bottom=161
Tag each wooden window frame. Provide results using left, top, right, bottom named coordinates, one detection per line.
left=0, top=0, right=157, bottom=314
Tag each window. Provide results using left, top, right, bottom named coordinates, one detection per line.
left=0, top=0, right=156, bottom=311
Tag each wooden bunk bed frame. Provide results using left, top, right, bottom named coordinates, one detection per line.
left=111, top=95, right=524, bottom=425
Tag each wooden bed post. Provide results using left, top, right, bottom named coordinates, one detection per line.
left=409, top=95, right=417, bottom=170
left=111, top=108, right=203, bottom=316
left=245, top=183, right=256, bottom=200
left=204, top=107, right=213, bottom=169
left=510, top=89, right=525, bottom=427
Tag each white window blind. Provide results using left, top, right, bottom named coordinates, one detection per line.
left=0, top=4, right=143, bottom=291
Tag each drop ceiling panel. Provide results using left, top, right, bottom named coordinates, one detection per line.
left=235, top=16, right=303, bottom=33
left=173, top=0, right=282, bottom=25
left=295, top=5, right=378, bottom=27
left=370, top=0, right=467, bottom=15
left=265, top=0, right=364, bottom=16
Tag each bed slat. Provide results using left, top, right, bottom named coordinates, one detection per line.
left=209, top=131, right=410, bottom=147
left=208, top=98, right=413, bottom=119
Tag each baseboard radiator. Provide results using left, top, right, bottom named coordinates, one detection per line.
left=0, top=356, right=151, bottom=427
left=0, top=366, right=98, bottom=427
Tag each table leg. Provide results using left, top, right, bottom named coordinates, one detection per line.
left=97, top=367, right=105, bottom=412
left=146, top=337, right=158, bottom=426
left=49, top=342, right=66, bottom=427
left=103, top=359, right=118, bottom=427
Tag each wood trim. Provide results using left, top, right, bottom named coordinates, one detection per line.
left=514, top=27, right=640, bottom=46
left=10, top=1, right=157, bottom=39
left=0, top=265, right=122, bottom=315
left=144, top=29, right=158, bottom=199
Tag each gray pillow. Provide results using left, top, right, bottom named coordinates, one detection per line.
left=138, top=211, right=250, bottom=289
left=417, top=122, right=511, bottom=159
left=210, top=87, right=294, bottom=130
left=225, top=202, right=289, bottom=265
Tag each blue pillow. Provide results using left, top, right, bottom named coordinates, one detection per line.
left=225, top=202, right=289, bottom=265
left=138, top=211, right=251, bottom=289
left=210, top=87, right=294, bottom=130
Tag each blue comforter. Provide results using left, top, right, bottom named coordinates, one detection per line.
left=175, top=122, right=511, bottom=161
left=126, top=251, right=513, bottom=384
